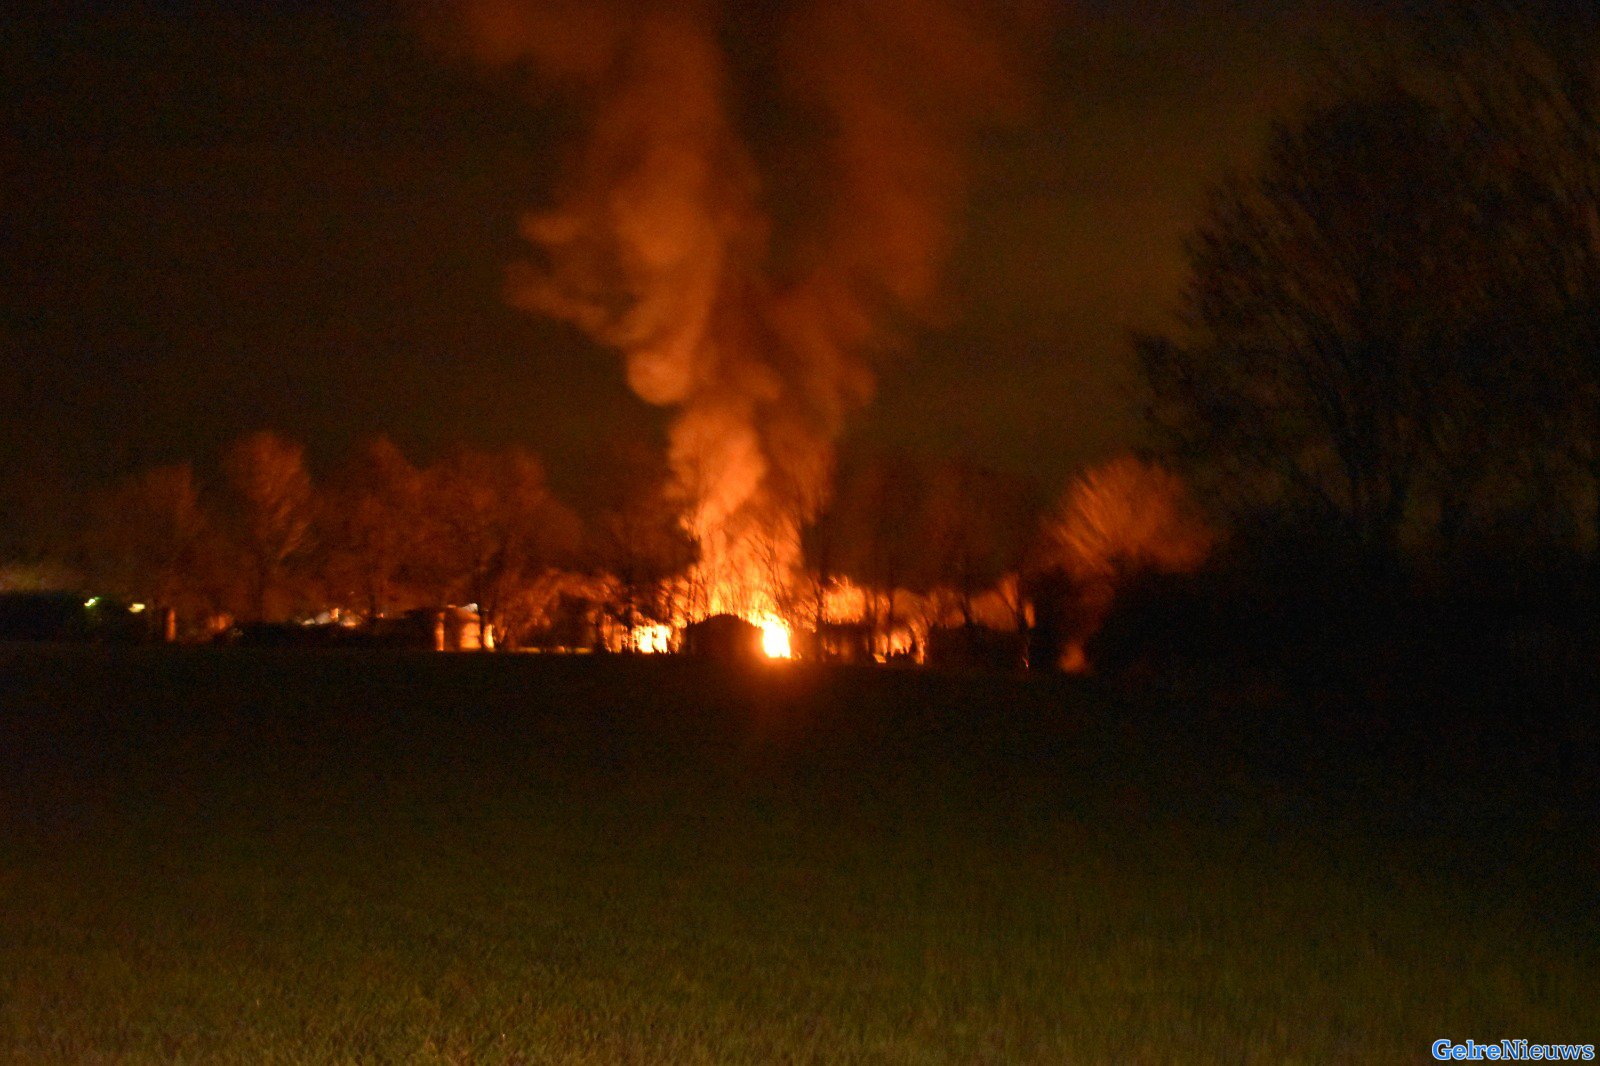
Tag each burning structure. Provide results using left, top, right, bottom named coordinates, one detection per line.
left=449, top=0, right=1037, bottom=652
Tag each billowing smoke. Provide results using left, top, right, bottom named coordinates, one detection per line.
left=447, top=0, right=1036, bottom=617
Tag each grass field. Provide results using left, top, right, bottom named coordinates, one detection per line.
left=1, top=645, right=1595, bottom=1063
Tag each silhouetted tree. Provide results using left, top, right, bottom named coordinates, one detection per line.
left=1139, top=29, right=1600, bottom=576
left=219, top=431, right=316, bottom=622
left=80, top=464, right=213, bottom=636
left=587, top=442, right=696, bottom=647
left=422, top=446, right=579, bottom=648
left=1417, top=8, right=1600, bottom=580
left=917, top=459, right=1037, bottom=627
left=810, top=453, right=926, bottom=652
left=317, top=436, right=426, bottom=621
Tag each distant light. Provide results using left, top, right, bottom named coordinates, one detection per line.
left=129, top=603, right=146, bottom=614
left=83, top=597, right=100, bottom=608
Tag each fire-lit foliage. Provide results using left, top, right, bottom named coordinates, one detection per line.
left=1035, top=456, right=1213, bottom=670
left=317, top=436, right=428, bottom=623
left=1040, top=456, right=1214, bottom=585
left=218, top=431, right=317, bottom=624
left=421, top=446, right=580, bottom=649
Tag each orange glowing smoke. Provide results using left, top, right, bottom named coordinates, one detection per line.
left=447, top=0, right=1040, bottom=627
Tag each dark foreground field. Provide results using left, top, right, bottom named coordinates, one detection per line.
left=1, top=646, right=1595, bottom=1063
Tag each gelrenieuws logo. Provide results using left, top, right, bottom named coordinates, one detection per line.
left=1432, top=1040, right=1595, bottom=1061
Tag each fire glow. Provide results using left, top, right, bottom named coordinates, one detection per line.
left=758, top=614, right=793, bottom=660
left=455, top=0, right=1032, bottom=662
left=633, top=623, right=673, bottom=655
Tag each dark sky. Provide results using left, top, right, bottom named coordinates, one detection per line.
left=2, top=1, right=1349, bottom=529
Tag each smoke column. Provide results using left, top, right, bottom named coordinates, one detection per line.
left=447, top=0, right=1035, bottom=617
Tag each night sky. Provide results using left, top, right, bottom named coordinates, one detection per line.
left=3, top=1, right=1348, bottom=521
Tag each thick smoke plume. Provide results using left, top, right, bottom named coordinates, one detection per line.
left=449, top=0, right=1035, bottom=617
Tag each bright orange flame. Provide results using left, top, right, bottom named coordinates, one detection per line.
left=632, top=624, right=672, bottom=654
left=758, top=614, right=792, bottom=659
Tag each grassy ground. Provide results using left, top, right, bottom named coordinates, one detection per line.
left=1, top=646, right=1595, bottom=1063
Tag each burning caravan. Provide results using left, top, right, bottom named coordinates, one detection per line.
left=679, top=614, right=764, bottom=661
left=680, top=613, right=795, bottom=662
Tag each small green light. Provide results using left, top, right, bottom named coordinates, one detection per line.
left=84, top=597, right=100, bottom=608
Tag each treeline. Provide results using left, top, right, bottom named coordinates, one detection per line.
left=63, top=429, right=1213, bottom=661
left=74, top=433, right=582, bottom=647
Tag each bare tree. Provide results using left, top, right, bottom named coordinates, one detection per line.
left=817, top=453, right=924, bottom=654
left=1141, top=19, right=1600, bottom=577
left=219, top=431, right=316, bottom=622
left=81, top=464, right=212, bottom=637
left=1420, top=10, right=1600, bottom=574
left=317, top=436, right=426, bottom=621
left=917, top=459, right=1037, bottom=628
left=422, top=446, right=579, bottom=649
left=587, top=442, right=696, bottom=648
